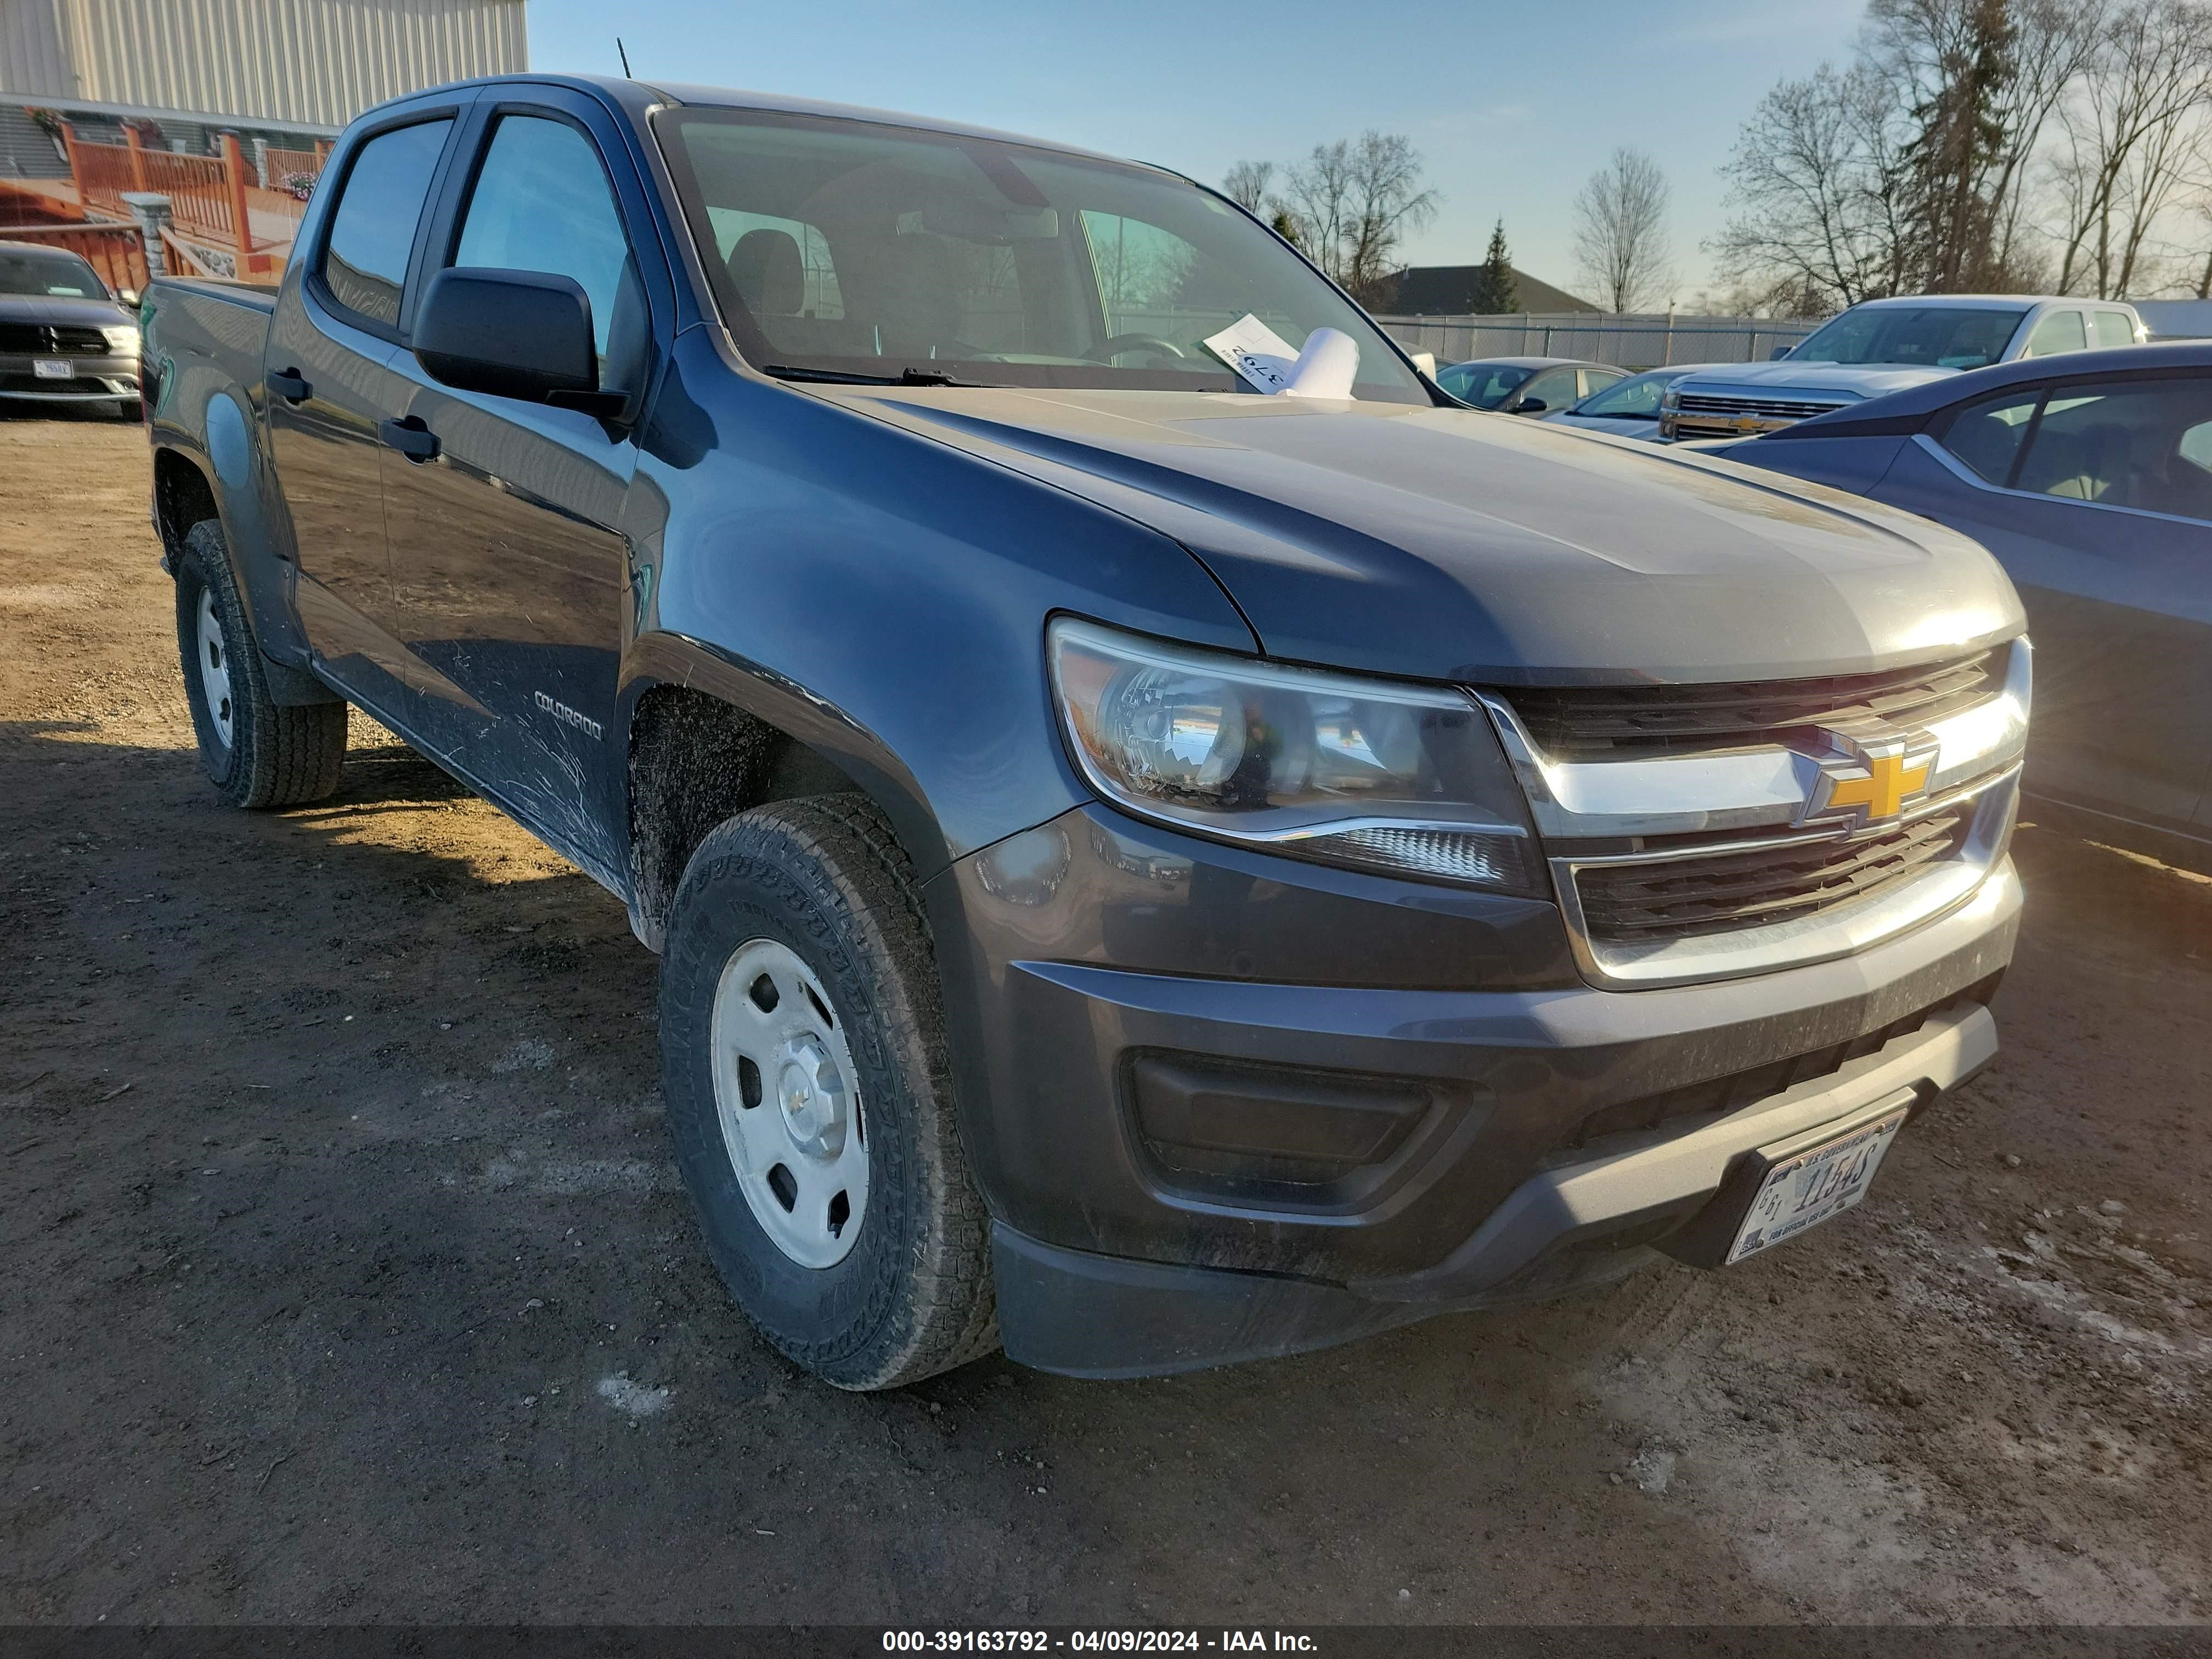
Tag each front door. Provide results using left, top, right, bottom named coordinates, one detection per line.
left=262, top=114, right=457, bottom=710
left=377, top=99, right=653, bottom=878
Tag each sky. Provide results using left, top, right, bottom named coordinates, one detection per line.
left=527, top=0, right=1867, bottom=304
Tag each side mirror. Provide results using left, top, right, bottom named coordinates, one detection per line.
left=1516, top=397, right=1548, bottom=414
left=1769, top=345, right=1792, bottom=360
left=414, top=267, right=613, bottom=412
left=117, top=286, right=140, bottom=308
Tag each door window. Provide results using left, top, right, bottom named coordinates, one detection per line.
left=2021, top=309, right=2087, bottom=358
left=453, top=115, right=635, bottom=360
left=1933, top=386, right=2044, bottom=484
left=2094, top=311, right=2138, bottom=349
left=2011, top=376, right=2212, bottom=519
left=321, top=119, right=453, bottom=327
left=1577, top=368, right=1625, bottom=401
left=1519, top=367, right=1578, bottom=411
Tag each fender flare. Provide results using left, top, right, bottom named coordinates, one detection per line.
left=618, top=629, right=950, bottom=882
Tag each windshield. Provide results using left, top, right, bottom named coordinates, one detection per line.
left=1570, top=368, right=1678, bottom=417
left=1791, top=304, right=2027, bottom=370
left=654, top=109, right=1424, bottom=400
left=0, top=249, right=107, bottom=299
left=1438, top=362, right=1533, bottom=409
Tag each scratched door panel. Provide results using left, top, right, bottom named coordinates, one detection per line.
left=379, top=383, right=633, bottom=874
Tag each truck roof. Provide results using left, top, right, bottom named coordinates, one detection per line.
left=1837, top=293, right=2137, bottom=311
left=414, top=72, right=1131, bottom=168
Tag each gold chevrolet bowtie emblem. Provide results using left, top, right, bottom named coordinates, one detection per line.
left=1823, top=752, right=1931, bottom=820
left=1800, top=731, right=1940, bottom=829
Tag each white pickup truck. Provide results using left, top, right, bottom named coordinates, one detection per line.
left=1662, top=295, right=2148, bottom=442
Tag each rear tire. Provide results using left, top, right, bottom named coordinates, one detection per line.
left=658, top=794, right=998, bottom=1390
left=175, top=518, right=347, bottom=808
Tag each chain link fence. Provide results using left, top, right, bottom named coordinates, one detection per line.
left=1374, top=313, right=1822, bottom=369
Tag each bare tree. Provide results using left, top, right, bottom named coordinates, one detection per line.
left=2049, top=0, right=2212, bottom=297
left=1712, top=61, right=1917, bottom=309
left=1988, top=0, right=2114, bottom=266
left=1222, top=160, right=1274, bottom=215
left=1273, top=132, right=1437, bottom=303
left=1714, top=0, right=2132, bottom=307
left=1572, top=147, right=1677, bottom=311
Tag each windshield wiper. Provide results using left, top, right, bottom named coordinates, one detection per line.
left=764, top=364, right=1000, bottom=388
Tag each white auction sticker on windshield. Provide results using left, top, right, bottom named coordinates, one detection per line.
left=1202, top=314, right=1302, bottom=393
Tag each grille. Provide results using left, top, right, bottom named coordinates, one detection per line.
left=1675, top=392, right=1850, bottom=422
left=0, top=321, right=112, bottom=356
left=1561, top=974, right=2002, bottom=1150
left=1508, top=648, right=2002, bottom=758
left=1576, top=806, right=1971, bottom=944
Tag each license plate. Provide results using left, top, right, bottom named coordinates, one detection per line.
left=33, top=359, right=74, bottom=380
left=1725, top=1105, right=1909, bottom=1265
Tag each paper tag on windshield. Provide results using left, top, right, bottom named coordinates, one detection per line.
left=1202, top=314, right=1302, bottom=393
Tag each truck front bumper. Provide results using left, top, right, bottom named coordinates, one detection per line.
left=928, top=805, right=2021, bottom=1378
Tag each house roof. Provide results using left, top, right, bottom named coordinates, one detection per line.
left=1381, top=264, right=1600, bottom=317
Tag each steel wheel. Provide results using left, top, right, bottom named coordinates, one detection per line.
left=708, top=937, right=869, bottom=1269
left=196, top=586, right=234, bottom=749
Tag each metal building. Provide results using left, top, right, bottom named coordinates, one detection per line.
left=1, top=0, right=525, bottom=285
left=1, top=0, right=527, bottom=137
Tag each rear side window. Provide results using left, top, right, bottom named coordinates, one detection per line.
left=2021, top=309, right=2087, bottom=358
left=321, top=120, right=452, bottom=328
left=1520, top=366, right=1578, bottom=410
left=453, top=114, right=634, bottom=359
left=2094, top=311, right=2137, bottom=349
left=1934, top=386, right=2044, bottom=484
left=2012, top=376, right=2212, bottom=520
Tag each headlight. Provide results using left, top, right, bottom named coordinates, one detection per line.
left=1659, top=386, right=1681, bottom=412
left=1048, top=617, right=1541, bottom=891
left=101, top=325, right=139, bottom=352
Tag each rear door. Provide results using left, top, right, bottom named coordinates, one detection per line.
left=1877, top=370, right=2212, bottom=834
left=263, top=106, right=463, bottom=710
left=375, top=88, right=667, bottom=875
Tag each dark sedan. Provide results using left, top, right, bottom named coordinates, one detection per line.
left=1710, top=341, right=2212, bottom=869
left=0, top=241, right=143, bottom=418
left=1435, top=355, right=1624, bottom=415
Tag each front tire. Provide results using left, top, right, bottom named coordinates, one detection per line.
left=174, top=518, right=347, bottom=808
left=659, top=795, right=997, bottom=1389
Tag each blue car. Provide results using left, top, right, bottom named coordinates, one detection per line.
left=1710, top=341, right=2212, bottom=869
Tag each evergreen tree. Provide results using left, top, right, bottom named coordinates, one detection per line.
left=1469, top=220, right=1520, bottom=313
left=1895, top=0, right=2016, bottom=291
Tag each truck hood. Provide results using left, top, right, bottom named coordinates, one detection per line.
left=0, top=292, right=135, bottom=331
left=1677, top=360, right=1955, bottom=400
left=832, top=385, right=2022, bottom=686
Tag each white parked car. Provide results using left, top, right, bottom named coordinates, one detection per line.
left=1543, top=363, right=1722, bottom=442
left=1660, top=296, right=2148, bottom=441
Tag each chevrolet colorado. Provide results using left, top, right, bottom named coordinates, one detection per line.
left=142, top=75, right=2030, bottom=1389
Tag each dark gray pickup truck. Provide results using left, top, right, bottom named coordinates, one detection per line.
left=143, top=74, right=2030, bottom=1389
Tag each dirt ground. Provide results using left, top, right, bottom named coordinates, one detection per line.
left=2, top=414, right=2209, bottom=1628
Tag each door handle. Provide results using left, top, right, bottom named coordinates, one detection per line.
left=267, top=367, right=311, bottom=404
left=378, top=415, right=441, bottom=463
